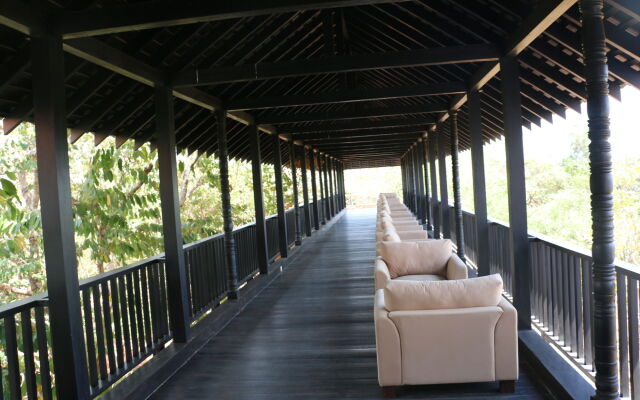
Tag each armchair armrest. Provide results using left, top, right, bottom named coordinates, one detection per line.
left=374, top=257, right=391, bottom=290
left=374, top=289, right=402, bottom=387
left=446, top=253, right=468, bottom=280
left=495, top=298, right=518, bottom=381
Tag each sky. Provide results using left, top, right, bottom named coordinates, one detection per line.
left=507, top=85, right=640, bottom=163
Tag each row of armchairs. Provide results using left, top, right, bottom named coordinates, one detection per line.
left=373, top=193, right=518, bottom=398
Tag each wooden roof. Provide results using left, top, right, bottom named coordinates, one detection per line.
left=0, top=0, right=638, bottom=168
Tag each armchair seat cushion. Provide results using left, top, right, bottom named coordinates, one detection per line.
left=384, top=274, right=503, bottom=311
left=394, top=274, right=444, bottom=283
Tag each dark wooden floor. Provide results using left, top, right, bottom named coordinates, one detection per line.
left=151, top=209, right=549, bottom=400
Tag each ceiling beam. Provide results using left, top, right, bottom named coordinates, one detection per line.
left=228, top=81, right=466, bottom=111
left=435, top=0, right=578, bottom=129
left=257, top=102, right=447, bottom=124
left=294, top=126, right=425, bottom=140
left=173, top=43, right=500, bottom=86
left=283, top=116, right=434, bottom=134
left=61, top=38, right=279, bottom=136
left=53, top=0, right=413, bottom=39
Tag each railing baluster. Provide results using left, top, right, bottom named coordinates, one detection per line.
left=4, top=315, right=21, bottom=400
left=92, top=285, right=108, bottom=381
left=111, top=278, right=125, bottom=369
left=35, top=306, right=52, bottom=400
left=20, top=309, right=37, bottom=400
left=583, top=258, right=594, bottom=369
left=628, top=278, right=639, bottom=398
left=101, top=282, right=117, bottom=375
left=133, top=269, right=146, bottom=354
left=159, top=261, right=170, bottom=337
left=617, top=274, right=630, bottom=397
left=126, top=273, right=140, bottom=358
left=118, top=275, right=132, bottom=363
left=141, top=267, right=153, bottom=350
left=82, top=289, right=98, bottom=388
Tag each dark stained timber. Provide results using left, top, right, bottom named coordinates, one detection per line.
left=421, top=139, right=433, bottom=232
left=250, top=124, right=270, bottom=274
left=173, top=44, right=500, bottom=86
left=310, top=149, right=320, bottom=230
left=428, top=134, right=440, bottom=238
left=227, top=82, right=467, bottom=111
left=273, top=134, right=289, bottom=258
left=300, top=145, right=313, bottom=237
left=217, top=109, right=240, bottom=299
left=290, top=141, right=302, bottom=245
left=469, top=90, right=490, bottom=276
left=450, top=112, right=465, bottom=262
left=580, top=0, right=619, bottom=398
left=500, top=55, right=532, bottom=331
left=437, top=130, right=450, bottom=239
left=155, top=85, right=191, bottom=343
left=31, top=34, right=90, bottom=399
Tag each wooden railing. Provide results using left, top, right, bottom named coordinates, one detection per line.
left=442, top=204, right=640, bottom=396
left=0, top=200, right=329, bottom=399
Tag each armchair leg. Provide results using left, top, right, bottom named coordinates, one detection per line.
left=499, top=380, right=515, bottom=393
left=382, top=386, right=396, bottom=398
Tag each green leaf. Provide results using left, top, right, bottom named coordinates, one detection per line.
left=1, top=178, right=17, bottom=197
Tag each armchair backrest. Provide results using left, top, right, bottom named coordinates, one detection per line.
left=378, top=240, right=452, bottom=278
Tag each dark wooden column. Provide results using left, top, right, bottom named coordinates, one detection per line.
left=437, top=130, right=451, bottom=238
left=421, top=138, right=433, bottom=231
left=408, top=148, right=416, bottom=213
left=415, top=143, right=425, bottom=224
left=322, top=154, right=331, bottom=220
left=469, top=90, right=490, bottom=276
left=249, top=124, right=269, bottom=274
left=300, top=144, right=312, bottom=236
left=400, top=156, right=407, bottom=206
left=272, top=133, right=288, bottom=258
left=317, top=151, right=327, bottom=224
left=450, top=112, right=466, bottom=261
left=580, top=0, right=619, bottom=397
left=31, top=33, right=90, bottom=399
left=290, top=141, right=302, bottom=245
left=327, top=155, right=335, bottom=217
left=309, top=148, right=320, bottom=230
left=155, top=85, right=191, bottom=343
left=339, top=162, right=346, bottom=210
left=216, top=109, right=239, bottom=299
left=500, top=55, right=531, bottom=330
left=428, top=134, right=440, bottom=238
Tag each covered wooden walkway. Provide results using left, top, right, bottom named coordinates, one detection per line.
left=151, top=209, right=547, bottom=399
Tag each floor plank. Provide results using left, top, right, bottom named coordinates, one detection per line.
left=151, top=209, right=548, bottom=400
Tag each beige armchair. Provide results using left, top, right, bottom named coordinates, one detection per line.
left=374, top=274, right=518, bottom=397
left=374, top=240, right=467, bottom=290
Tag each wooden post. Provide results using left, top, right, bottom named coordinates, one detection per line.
left=249, top=124, right=269, bottom=274
left=31, top=33, right=90, bottom=399
left=428, top=134, right=440, bottom=238
left=290, top=141, right=302, bottom=245
left=155, top=85, right=191, bottom=343
left=450, top=112, right=465, bottom=262
left=500, top=55, right=531, bottom=330
left=300, top=145, right=312, bottom=236
left=469, top=90, right=490, bottom=276
left=421, top=138, right=433, bottom=231
left=438, top=130, right=451, bottom=238
left=216, top=109, right=239, bottom=299
left=580, top=0, right=619, bottom=397
left=322, top=154, right=331, bottom=220
left=401, top=156, right=407, bottom=205
left=272, top=133, right=288, bottom=258
left=317, top=151, right=327, bottom=225
left=310, top=148, right=320, bottom=230
left=327, top=155, right=335, bottom=218
left=415, top=143, right=426, bottom=224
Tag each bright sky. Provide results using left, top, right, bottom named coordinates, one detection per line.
left=516, top=86, right=640, bottom=162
